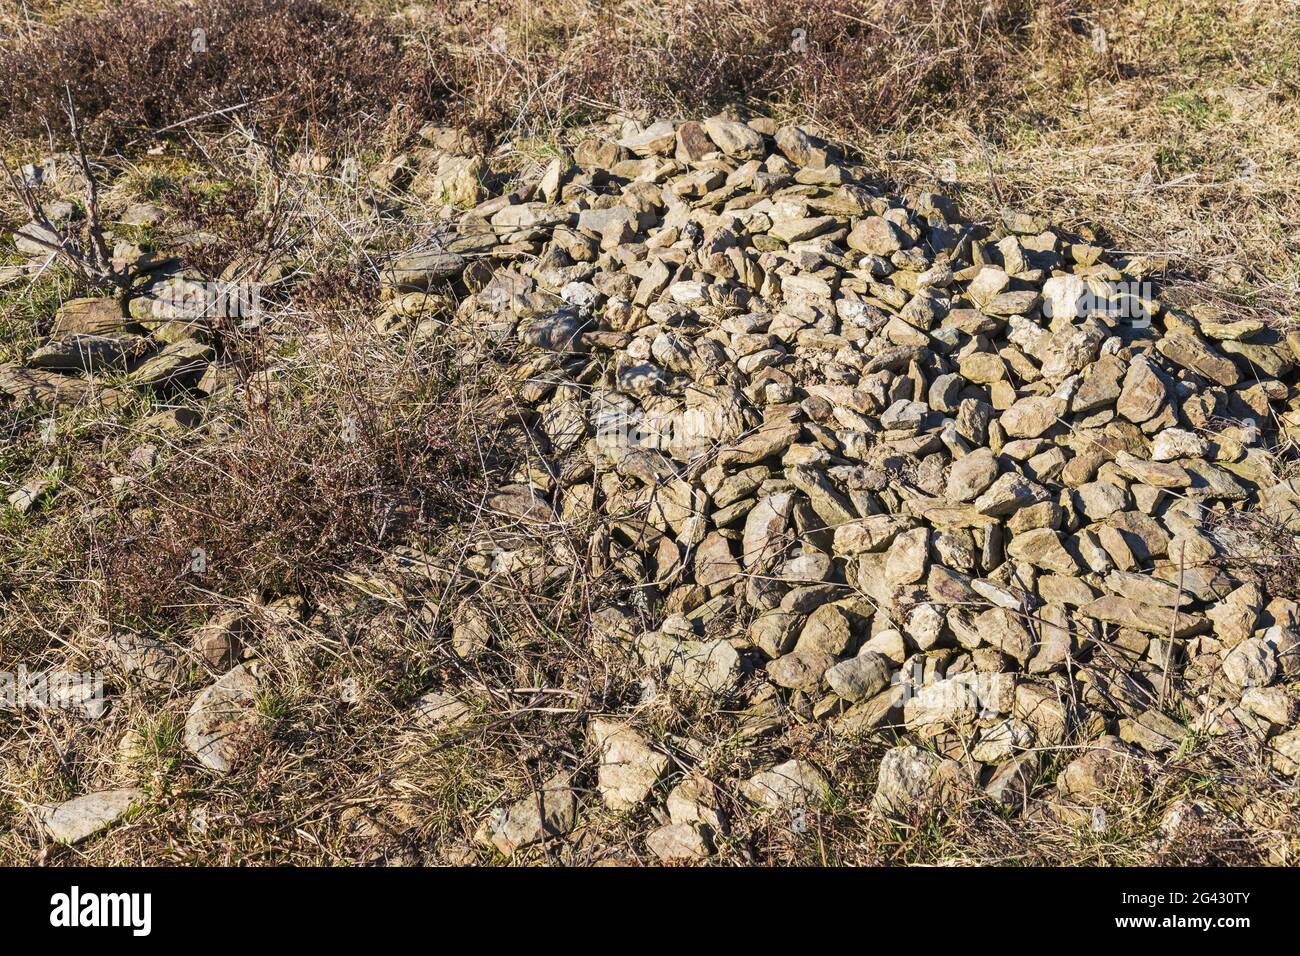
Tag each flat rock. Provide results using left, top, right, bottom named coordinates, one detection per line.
left=183, top=664, right=262, bottom=773
left=636, top=632, right=742, bottom=696
left=740, top=759, right=829, bottom=808
left=40, top=790, right=145, bottom=844
left=1077, top=595, right=1209, bottom=639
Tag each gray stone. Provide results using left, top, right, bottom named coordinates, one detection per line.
left=825, top=651, right=891, bottom=701
left=740, top=759, right=829, bottom=808
left=591, top=718, right=670, bottom=810
left=41, top=790, right=145, bottom=844
left=183, top=665, right=261, bottom=773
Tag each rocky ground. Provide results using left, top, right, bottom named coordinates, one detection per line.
left=383, top=113, right=1300, bottom=860
left=2, top=0, right=1299, bottom=867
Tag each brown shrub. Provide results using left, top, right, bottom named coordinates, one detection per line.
left=94, top=382, right=475, bottom=626
left=585, top=0, right=1057, bottom=131
left=161, top=178, right=290, bottom=281
left=0, top=0, right=1108, bottom=152
left=0, top=0, right=449, bottom=149
left=433, top=0, right=1104, bottom=137
left=89, top=264, right=477, bottom=626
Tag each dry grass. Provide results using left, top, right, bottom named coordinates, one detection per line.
left=406, top=0, right=1102, bottom=137
left=0, top=0, right=447, bottom=149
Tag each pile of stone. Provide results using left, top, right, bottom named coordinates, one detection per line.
left=394, top=113, right=1300, bottom=851
left=0, top=192, right=266, bottom=435
left=13, top=114, right=1300, bottom=858
left=0, top=280, right=233, bottom=433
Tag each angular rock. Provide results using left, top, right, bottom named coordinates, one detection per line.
left=872, top=745, right=962, bottom=813
left=591, top=718, right=670, bottom=811
left=487, top=772, right=578, bottom=857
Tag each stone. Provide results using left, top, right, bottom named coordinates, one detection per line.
left=958, top=352, right=1006, bottom=384
left=872, top=745, right=962, bottom=813
left=1222, top=637, right=1277, bottom=688
left=1158, top=334, right=1239, bottom=387
left=973, top=473, right=1047, bottom=516
left=946, top=448, right=999, bottom=502
left=667, top=775, right=726, bottom=832
left=749, top=610, right=803, bottom=657
left=1056, top=737, right=1143, bottom=805
left=183, top=665, right=262, bottom=773
left=1114, top=451, right=1189, bottom=489
left=742, top=492, right=795, bottom=568
left=40, top=790, right=145, bottom=844
left=1103, top=571, right=1190, bottom=608
left=8, top=474, right=57, bottom=513
left=1002, top=396, right=1062, bottom=438
left=383, top=250, right=467, bottom=290
left=53, top=297, right=131, bottom=336
left=972, top=718, right=1033, bottom=763
left=767, top=648, right=836, bottom=692
left=976, top=606, right=1034, bottom=663
left=968, top=267, right=1011, bottom=307
left=191, top=610, right=244, bottom=670
left=487, top=772, right=578, bottom=856
left=1270, top=727, right=1300, bottom=775
left=1075, top=481, right=1130, bottom=520
left=825, top=652, right=892, bottom=702
left=1077, top=596, right=1209, bottom=639
left=703, top=117, right=766, bottom=158
left=984, top=754, right=1041, bottom=809
left=796, top=603, right=854, bottom=655
left=0, top=364, right=92, bottom=408
left=413, top=690, right=474, bottom=730
left=452, top=604, right=492, bottom=659
left=787, top=465, right=857, bottom=528
left=1116, top=357, right=1169, bottom=424
left=1207, top=586, right=1261, bottom=648
left=904, top=675, right=982, bottom=727
left=129, top=339, right=213, bottom=391
left=111, top=630, right=185, bottom=688
left=848, top=217, right=908, bottom=256
left=1118, top=709, right=1187, bottom=753
left=1151, top=428, right=1209, bottom=462
left=1006, top=528, right=1079, bottom=574
left=885, top=526, right=930, bottom=585
left=647, top=821, right=712, bottom=860
left=636, top=632, right=742, bottom=696
left=29, top=333, right=151, bottom=373
left=833, top=515, right=918, bottom=555
left=591, top=718, right=670, bottom=810
left=694, top=531, right=741, bottom=590
left=740, top=759, right=829, bottom=808
left=1239, top=686, right=1291, bottom=727
left=1015, top=683, right=1071, bottom=745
